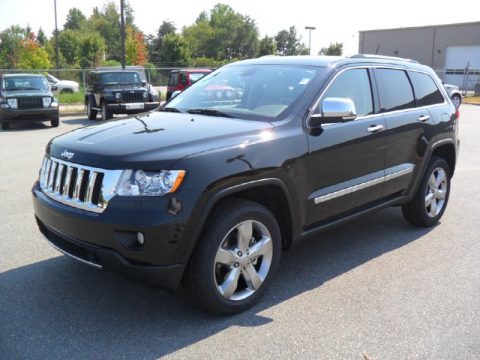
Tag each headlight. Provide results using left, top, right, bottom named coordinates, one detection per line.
left=7, top=98, right=18, bottom=109
left=51, top=100, right=59, bottom=108
left=42, top=97, right=52, bottom=108
left=142, top=91, right=149, bottom=100
left=117, top=170, right=186, bottom=196
left=115, top=92, right=122, bottom=102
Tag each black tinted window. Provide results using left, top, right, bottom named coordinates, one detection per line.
left=409, top=71, right=444, bottom=107
left=375, top=69, right=415, bottom=112
left=168, top=73, right=178, bottom=86
left=321, top=68, right=373, bottom=117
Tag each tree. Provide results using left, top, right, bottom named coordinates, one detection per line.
left=88, top=3, right=121, bottom=61
left=274, top=26, right=308, bottom=56
left=17, top=34, right=51, bottom=69
left=257, top=35, right=276, bottom=57
left=125, top=25, right=147, bottom=66
left=79, top=31, right=106, bottom=68
left=0, top=26, right=28, bottom=68
left=64, top=8, right=87, bottom=31
left=158, top=33, right=191, bottom=65
left=148, top=20, right=176, bottom=66
left=37, top=28, right=47, bottom=46
left=319, top=42, right=343, bottom=56
left=58, top=29, right=82, bottom=66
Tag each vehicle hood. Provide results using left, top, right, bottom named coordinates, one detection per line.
left=48, top=111, right=274, bottom=170
left=58, top=80, right=79, bottom=87
left=2, top=89, right=52, bottom=98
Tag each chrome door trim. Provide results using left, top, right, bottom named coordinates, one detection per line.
left=313, top=164, right=415, bottom=204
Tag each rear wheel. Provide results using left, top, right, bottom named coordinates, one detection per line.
left=402, top=157, right=451, bottom=227
left=101, top=102, right=113, bottom=121
left=185, top=199, right=281, bottom=314
left=1, top=121, right=10, bottom=130
left=87, top=99, right=97, bottom=120
left=451, top=94, right=461, bottom=108
left=60, top=88, right=73, bottom=94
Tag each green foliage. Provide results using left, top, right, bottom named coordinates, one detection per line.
left=79, top=31, right=106, bottom=68
left=58, top=29, right=82, bottom=66
left=257, top=36, right=276, bottom=57
left=319, top=42, right=343, bottom=56
left=159, top=33, right=191, bottom=65
left=101, top=59, right=121, bottom=67
left=58, top=89, right=84, bottom=104
left=37, top=28, right=47, bottom=46
left=0, top=26, right=28, bottom=68
left=275, top=26, right=308, bottom=56
left=64, top=8, right=87, bottom=31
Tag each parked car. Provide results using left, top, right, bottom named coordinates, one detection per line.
left=85, top=70, right=160, bottom=121
left=46, top=74, right=80, bottom=93
left=33, top=55, right=458, bottom=314
left=166, top=69, right=212, bottom=100
left=0, top=73, right=59, bottom=130
left=443, top=83, right=462, bottom=108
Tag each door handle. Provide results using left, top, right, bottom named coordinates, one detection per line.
left=367, top=124, right=385, bottom=133
left=418, top=115, right=430, bottom=122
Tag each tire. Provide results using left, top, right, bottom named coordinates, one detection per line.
left=1, top=121, right=10, bottom=130
left=101, top=102, right=113, bottom=121
left=185, top=199, right=281, bottom=314
left=51, top=117, right=59, bottom=127
left=451, top=94, right=461, bottom=108
left=60, top=88, right=73, bottom=94
left=402, top=157, right=451, bottom=227
left=87, top=98, right=97, bottom=120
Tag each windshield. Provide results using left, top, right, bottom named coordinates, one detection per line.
left=100, top=72, right=141, bottom=86
left=166, top=64, right=322, bottom=121
left=189, top=72, right=210, bottom=83
left=2, top=76, right=49, bottom=91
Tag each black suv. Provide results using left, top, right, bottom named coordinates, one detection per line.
left=0, top=74, right=59, bottom=130
left=33, top=55, right=459, bottom=314
left=85, top=70, right=160, bottom=121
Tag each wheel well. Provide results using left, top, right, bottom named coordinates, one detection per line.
left=213, top=185, right=293, bottom=249
left=432, top=143, right=456, bottom=176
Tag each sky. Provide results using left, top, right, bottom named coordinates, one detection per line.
left=1, top=0, right=479, bottom=56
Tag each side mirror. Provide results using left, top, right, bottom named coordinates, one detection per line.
left=141, top=81, right=147, bottom=87
left=308, top=97, right=356, bottom=128
left=50, top=85, right=58, bottom=92
left=171, top=90, right=182, bottom=99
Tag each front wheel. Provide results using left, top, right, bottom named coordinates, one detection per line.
left=101, top=102, right=113, bottom=121
left=185, top=199, right=281, bottom=314
left=402, top=157, right=451, bottom=227
left=50, top=117, right=59, bottom=127
left=87, top=99, right=97, bottom=120
left=1, top=121, right=10, bottom=130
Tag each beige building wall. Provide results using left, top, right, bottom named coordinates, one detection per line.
left=359, top=22, right=480, bottom=68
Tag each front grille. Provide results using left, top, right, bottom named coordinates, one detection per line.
left=39, top=156, right=123, bottom=213
left=122, top=91, right=144, bottom=103
left=18, top=97, right=43, bottom=109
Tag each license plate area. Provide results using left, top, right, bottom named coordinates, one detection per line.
left=125, top=103, right=144, bottom=110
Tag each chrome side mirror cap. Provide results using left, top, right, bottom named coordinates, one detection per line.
left=308, top=97, right=357, bottom=128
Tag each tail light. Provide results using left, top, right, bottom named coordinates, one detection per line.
left=455, top=109, right=460, bottom=120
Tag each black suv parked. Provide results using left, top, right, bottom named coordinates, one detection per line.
left=85, top=70, right=160, bottom=121
left=33, top=55, right=459, bottom=314
left=0, top=74, right=59, bottom=130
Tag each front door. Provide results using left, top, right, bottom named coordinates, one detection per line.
left=305, top=67, right=387, bottom=227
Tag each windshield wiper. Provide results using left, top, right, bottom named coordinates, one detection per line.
left=5, top=87, right=42, bottom=91
left=160, top=107, right=183, bottom=113
left=186, top=108, right=236, bottom=118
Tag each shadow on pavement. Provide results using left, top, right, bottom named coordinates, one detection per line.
left=0, top=121, right=52, bottom=132
left=0, top=208, right=433, bottom=359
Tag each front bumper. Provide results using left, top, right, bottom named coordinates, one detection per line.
left=106, top=102, right=160, bottom=114
left=0, top=106, right=59, bottom=121
left=32, top=182, right=202, bottom=289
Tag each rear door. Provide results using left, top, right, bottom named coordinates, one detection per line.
left=373, top=68, right=438, bottom=196
left=305, top=67, right=387, bottom=226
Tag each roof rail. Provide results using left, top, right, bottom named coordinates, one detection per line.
left=350, top=54, right=419, bottom=64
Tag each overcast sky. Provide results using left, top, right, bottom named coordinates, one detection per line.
left=1, top=0, right=479, bottom=55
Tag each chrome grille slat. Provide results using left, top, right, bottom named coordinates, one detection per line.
left=38, top=155, right=123, bottom=214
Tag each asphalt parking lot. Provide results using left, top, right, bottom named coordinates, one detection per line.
left=1, top=106, right=479, bottom=359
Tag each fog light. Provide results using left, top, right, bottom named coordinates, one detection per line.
left=137, top=232, right=145, bottom=245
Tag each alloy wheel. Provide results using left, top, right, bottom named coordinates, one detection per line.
left=425, top=167, right=448, bottom=218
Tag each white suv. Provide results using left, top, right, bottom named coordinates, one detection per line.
left=46, top=74, right=80, bottom=94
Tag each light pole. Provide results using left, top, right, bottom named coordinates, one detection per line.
left=120, top=0, right=126, bottom=69
left=54, top=0, right=59, bottom=69
left=305, top=26, right=316, bottom=55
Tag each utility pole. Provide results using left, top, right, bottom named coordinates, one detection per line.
left=54, top=0, right=59, bottom=69
left=305, top=26, right=316, bottom=55
left=120, top=0, right=126, bottom=70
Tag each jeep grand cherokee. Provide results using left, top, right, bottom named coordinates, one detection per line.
left=33, top=55, right=459, bottom=314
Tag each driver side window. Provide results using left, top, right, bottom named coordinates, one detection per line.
left=320, top=68, right=374, bottom=117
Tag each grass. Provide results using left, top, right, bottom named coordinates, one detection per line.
left=465, top=96, right=480, bottom=103
left=57, top=90, right=84, bottom=105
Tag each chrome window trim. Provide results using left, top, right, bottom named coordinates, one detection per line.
left=314, top=164, right=415, bottom=204
left=39, top=155, right=123, bottom=214
left=306, top=65, right=448, bottom=129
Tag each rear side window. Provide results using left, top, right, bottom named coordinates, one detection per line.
left=320, top=68, right=373, bottom=117
left=375, top=69, right=415, bottom=112
left=168, top=73, right=178, bottom=86
left=409, top=71, right=444, bottom=107
left=179, top=72, right=187, bottom=85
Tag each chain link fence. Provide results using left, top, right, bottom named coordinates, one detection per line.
left=435, top=66, right=480, bottom=95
